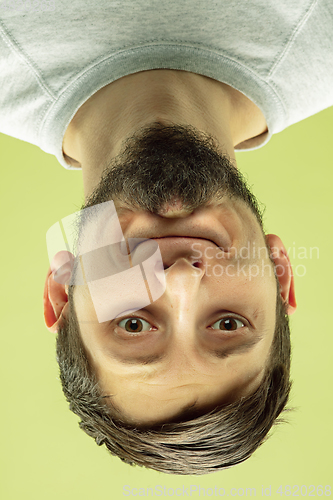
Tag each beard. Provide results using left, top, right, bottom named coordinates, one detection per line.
left=82, top=122, right=263, bottom=226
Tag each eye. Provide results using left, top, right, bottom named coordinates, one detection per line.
left=210, top=317, right=245, bottom=331
left=117, top=317, right=153, bottom=334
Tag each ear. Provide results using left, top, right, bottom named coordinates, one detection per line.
left=265, top=234, right=297, bottom=315
left=43, top=251, right=74, bottom=332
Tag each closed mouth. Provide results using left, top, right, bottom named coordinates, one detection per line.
left=121, top=235, right=220, bottom=256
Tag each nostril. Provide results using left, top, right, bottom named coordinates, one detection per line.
left=162, top=259, right=202, bottom=270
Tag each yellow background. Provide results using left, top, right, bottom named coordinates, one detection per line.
left=0, top=105, right=332, bottom=499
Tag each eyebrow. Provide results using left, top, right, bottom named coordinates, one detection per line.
left=110, top=335, right=263, bottom=365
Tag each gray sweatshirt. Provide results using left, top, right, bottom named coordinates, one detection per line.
left=0, top=0, right=332, bottom=169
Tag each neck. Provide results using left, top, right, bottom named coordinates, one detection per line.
left=62, top=69, right=267, bottom=196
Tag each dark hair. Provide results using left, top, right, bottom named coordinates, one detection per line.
left=56, top=281, right=292, bottom=475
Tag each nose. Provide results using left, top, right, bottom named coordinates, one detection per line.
left=163, top=256, right=203, bottom=271
left=162, top=248, right=204, bottom=270
left=161, top=258, right=206, bottom=332
left=164, top=257, right=206, bottom=289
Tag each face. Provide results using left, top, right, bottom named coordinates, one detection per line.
left=72, top=123, right=278, bottom=426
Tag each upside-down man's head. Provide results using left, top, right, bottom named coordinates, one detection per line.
left=45, top=123, right=296, bottom=474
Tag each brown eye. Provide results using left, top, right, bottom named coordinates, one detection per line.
left=118, top=317, right=152, bottom=333
left=211, top=318, right=245, bottom=331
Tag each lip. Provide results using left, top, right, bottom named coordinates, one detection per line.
left=121, top=235, right=220, bottom=256
left=130, top=236, right=223, bottom=269
left=122, top=223, right=232, bottom=254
